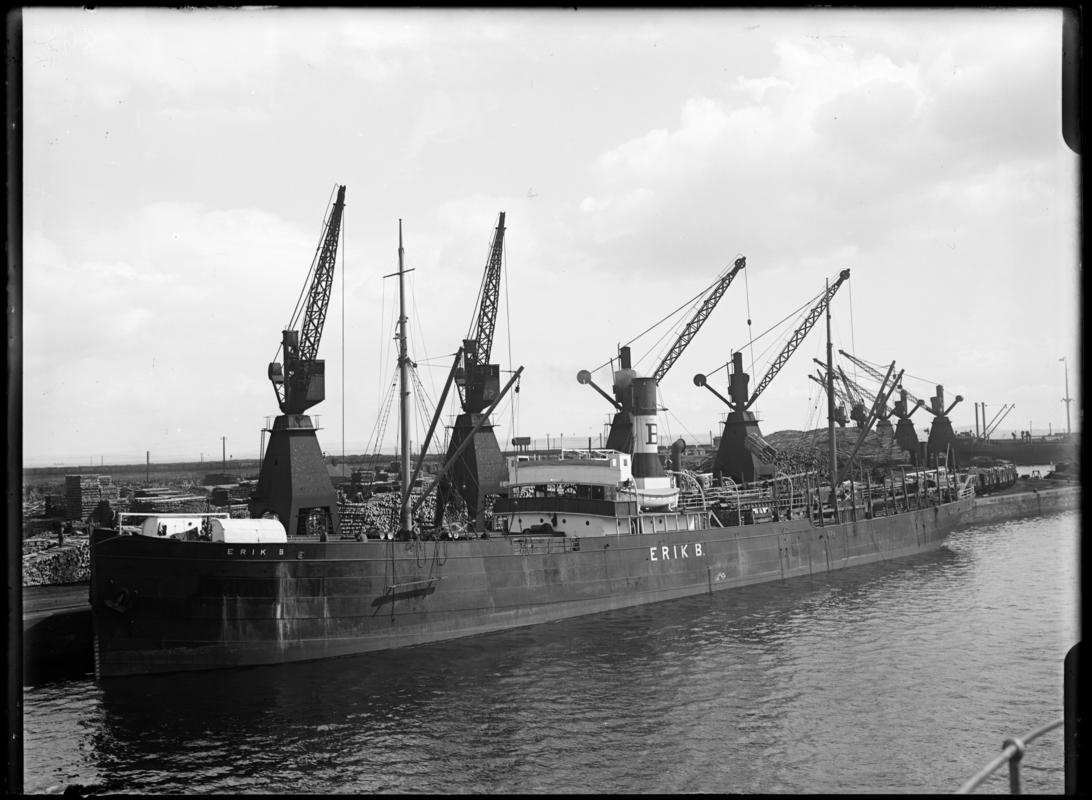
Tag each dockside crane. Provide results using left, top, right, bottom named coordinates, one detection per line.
left=839, top=349, right=927, bottom=464
left=435, top=212, right=510, bottom=532
left=838, top=349, right=962, bottom=467
left=837, top=363, right=898, bottom=441
left=813, top=360, right=868, bottom=427
left=833, top=363, right=901, bottom=483
left=250, top=185, right=346, bottom=538
left=809, top=369, right=849, bottom=427
left=578, top=256, right=747, bottom=457
left=694, top=268, right=851, bottom=484
left=813, top=361, right=868, bottom=425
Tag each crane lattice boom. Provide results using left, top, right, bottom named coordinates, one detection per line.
left=467, top=212, right=507, bottom=367
left=299, top=185, right=347, bottom=361
left=459, top=212, right=507, bottom=415
left=268, top=185, right=346, bottom=415
left=839, top=349, right=936, bottom=415
left=653, top=256, right=746, bottom=384
left=745, top=268, right=850, bottom=410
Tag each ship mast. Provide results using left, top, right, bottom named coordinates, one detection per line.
left=397, top=220, right=412, bottom=533
left=825, top=277, right=840, bottom=523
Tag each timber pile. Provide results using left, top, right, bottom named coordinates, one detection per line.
left=65, top=475, right=120, bottom=520
left=23, top=536, right=61, bottom=555
left=130, top=495, right=210, bottom=514
left=337, top=491, right=499, bottom=537
left=210, top=485, right=254, bottom=507
left=45, top=495, right=66, bottom=517
left=22, top=518, right=60, bottom=540
left=764, top=428, right=911, bottom=474
left=338, top=492, right=443, bottom=536
left=22, top=537, right=91, bottom=586
left=133, top=487, right=178, bottom=498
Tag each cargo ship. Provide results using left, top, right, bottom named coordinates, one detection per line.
left=953, top=433, right=1080, bottom=467
left=88, top=195, right=976, bottom=677
left=90, top=452, right=974, bottom=677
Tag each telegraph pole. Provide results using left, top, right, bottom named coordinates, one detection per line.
left=1061, top=356, right=1072, bottom=435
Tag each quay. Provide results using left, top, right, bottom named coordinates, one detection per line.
left=23, top=583, right=93, bottom=679
left=964, top=483, right=1081, bottom=525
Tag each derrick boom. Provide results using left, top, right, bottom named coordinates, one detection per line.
left=653, top=256, right=746, bottom=384
left=839, top=349, right=935, bottom=417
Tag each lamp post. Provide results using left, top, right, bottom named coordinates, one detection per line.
left=1061, top=356, right=1072, bottom=435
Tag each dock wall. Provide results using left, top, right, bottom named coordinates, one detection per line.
left=965, top=485, right=1080, bottom=525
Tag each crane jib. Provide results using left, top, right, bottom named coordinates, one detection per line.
left=468, top=212, right=507, bottom=368
left=460, top=212, right=507, bottom=415
left=299, top=185, right=347, bottom=362
left=269, top=185, right=347, bottom=416
left=653, top=255, right=746, bottom=385
left=744, top=268, right=850, bottom=410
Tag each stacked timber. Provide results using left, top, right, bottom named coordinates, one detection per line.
left=45, top=495, right=68, bottom=517
left=133, top=487, right=177, bottom=498
left=209, top=487, right=232, bottom=506
left=23, top=536, right=61, bottom=555
left=336, top=491, right=495, bottom=537
left=65, top=475, right=120, bottom=520
left=22, top=518, right=60, bottom=540
left=337, top=491, right=440, bottom=535
left=210, top=484, right=255, bottom=507
left=130, top=494, right=210, bottom=514
left=22, top=537, right=91, bottom=586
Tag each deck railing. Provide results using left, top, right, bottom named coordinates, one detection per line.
left=956, top=718, right=1064, bottom=794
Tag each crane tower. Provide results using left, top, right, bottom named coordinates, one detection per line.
left=249, top=186, right=346, bottom=538
left=436, top=212, right=509, bottom=532
left=695, top=269, right=850, bottom=483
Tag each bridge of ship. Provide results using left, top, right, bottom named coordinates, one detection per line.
left=495, top=450, right=709, bottom=537
left=493, top=449, right=974, bottom=537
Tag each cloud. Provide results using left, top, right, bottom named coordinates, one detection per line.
left=22, top=203, right=321, bottom=461
left=567, top=18, right=1068, bottom=286
left=19, top=9, right=1079, bottom=461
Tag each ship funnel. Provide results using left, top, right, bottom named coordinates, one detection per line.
left=631, top=377, right=665, bottom=479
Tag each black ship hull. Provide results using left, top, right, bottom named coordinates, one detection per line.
left=90, top=497, right=972, bottom=677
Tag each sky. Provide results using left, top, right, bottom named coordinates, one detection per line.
left=18, top=7, right=1081, bottom=467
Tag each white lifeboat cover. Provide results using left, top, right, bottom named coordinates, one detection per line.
left=139, top=516, right=204, bottom=538
left=211, top=518, right=288, bottom=543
